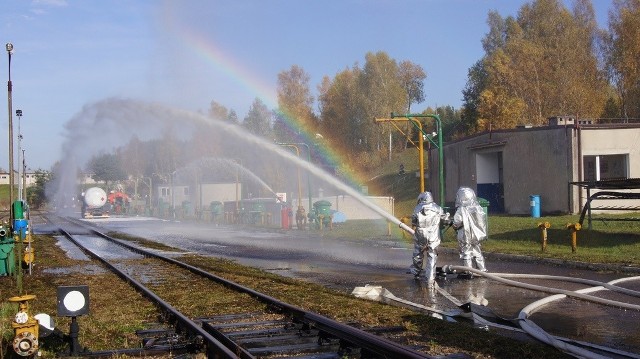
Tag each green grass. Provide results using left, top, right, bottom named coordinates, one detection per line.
left=318, top=214, right=640, bottom=268
left=471, top=213, right=640, bottom=266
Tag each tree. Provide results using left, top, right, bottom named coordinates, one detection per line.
left=461, top=60, right=488, bottom=136
left=604, top=0, right=640, bottom=118
left=87, top=153, right=127, bottom=187
left=208, top=101, right=229, bottom=121
left=277, top=65, right=317, bottom=142
left=361, top=51, right=407, bottom=153
left=26, top=169, right=51, bottom=209
left=243, top=98, right=273, bottom=138
left=465, top=0, right=609, bottom=130
left=317, top=67, right=364, bottom=152
left=398, top=60, right=427, bottom=113
left=208, top=101, right=240, bottom=124
left=227, top=109, right=239, bottom=124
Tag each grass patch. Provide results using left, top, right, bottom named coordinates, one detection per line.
left=302, top=213, right=640, bottom=268
left=1, top=235, right=160, bottom=357
left=1, top=234, right=569, bottom=358
left=439, top=213, right=640, bottom=266
left=107, top=231, right=185, bottom=252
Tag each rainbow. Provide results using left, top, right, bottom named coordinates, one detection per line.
left=161, top=4, right=366, bottom=189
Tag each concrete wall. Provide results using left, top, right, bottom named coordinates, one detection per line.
left=321, top=195, right=395, bottom=220
left=157, top=183, right=241, bottom=209
left=429, top=124, right=640, bottom=215
left=578, top=126, right=640, bottom=210
left=429, top=126, right=575, bottom=215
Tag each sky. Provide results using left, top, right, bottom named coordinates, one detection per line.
left=0, top=0, right=614, bottom=171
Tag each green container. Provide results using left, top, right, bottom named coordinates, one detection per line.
left=313, top=200, right=332, bottom=216
left=477, top=198, right=490, bottom=239
left=210, top=201, right=224, bottom=215
left=0, top=235, right=15, bottom=276
left=182, top=201, right=192, bottom=214
left=13, top=200, right=24, bottom=219
left=251, top=202, right=265, bottom=212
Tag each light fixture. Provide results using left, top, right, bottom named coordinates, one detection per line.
left=6, top=42, right=13, bottom=53
left=57, top=285, right=89, bottom=317
left=57, top=285, right=89, bottom=356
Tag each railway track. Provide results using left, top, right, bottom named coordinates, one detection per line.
left=48, top=215, right=442, bottom=358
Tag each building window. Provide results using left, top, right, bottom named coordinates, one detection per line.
left=183, top=187, right=189, bottom=196
left=161, top=187, right=170, bottom=196
left=583, top=154, right=628, bottom=180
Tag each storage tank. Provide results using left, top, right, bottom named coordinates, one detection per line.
left=82, top=187, right=108, bottom=218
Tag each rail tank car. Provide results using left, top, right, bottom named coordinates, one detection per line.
left=82, top=187, right=109, bottom=219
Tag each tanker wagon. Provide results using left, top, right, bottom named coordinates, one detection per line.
left=81, top=187, right=110, bottom=219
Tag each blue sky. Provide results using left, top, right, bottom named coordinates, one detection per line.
left=1, top=0, right=613, bottom=170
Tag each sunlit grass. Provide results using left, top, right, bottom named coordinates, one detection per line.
left=311, top=212, right=640, bottom=267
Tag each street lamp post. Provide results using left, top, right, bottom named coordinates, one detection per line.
left=16, top=109, right=22, bottom=201
left=22, top=149, right=26, bottom=201
left=6, top=43, right=14, bottom=204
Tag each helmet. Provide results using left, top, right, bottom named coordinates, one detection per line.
left=455, top=187, right=478, bottom=207
left=416, top=191, right=434, bottom=205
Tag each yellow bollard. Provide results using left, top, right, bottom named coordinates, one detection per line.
left=8, top=294, right=39, bottom=357
left=566, top=223, right=581, bottom=253
left=538, top=222, right=551, bottom=252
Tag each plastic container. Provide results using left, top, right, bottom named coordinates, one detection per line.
left=530, top=195, right=541, bottom=218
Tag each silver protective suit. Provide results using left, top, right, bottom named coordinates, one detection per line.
left=409, top=192, right=446, bottom=283
left=452, top=187, right=488, bottom=272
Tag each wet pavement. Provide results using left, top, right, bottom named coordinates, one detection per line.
left=44, top=216, right=640, bottom=356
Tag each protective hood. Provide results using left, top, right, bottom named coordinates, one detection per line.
left=416, top=191, right=434, bottom=205
left=455, top=187, right=479, bottom=207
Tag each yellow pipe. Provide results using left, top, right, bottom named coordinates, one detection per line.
left=566, top=223, right=581, bottom=253
left=538, top=222, right=550, bottom=252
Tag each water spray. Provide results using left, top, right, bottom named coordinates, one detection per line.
left=54, top=99, right=413, bottom=234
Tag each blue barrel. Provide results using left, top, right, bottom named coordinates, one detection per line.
left=530, top=195, right=541, bottom=218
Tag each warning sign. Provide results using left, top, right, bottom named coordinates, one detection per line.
left=276, top=193, right=287, bottom=203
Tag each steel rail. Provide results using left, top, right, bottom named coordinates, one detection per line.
left=59, top=216, right=436, bottom=358
left=87, top=228, right=435, bottom=358
left=57, top=226, right=250, bottom=359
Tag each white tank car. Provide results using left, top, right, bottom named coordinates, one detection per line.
left=82, top=187, right=109, bottom=218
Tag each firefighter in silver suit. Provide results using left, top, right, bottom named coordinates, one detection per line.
left=409, top=192, right=448, bottom=285
left=452, top=187, right=488, bottom=273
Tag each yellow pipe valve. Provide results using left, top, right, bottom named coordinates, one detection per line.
left=566, top=223, right=581, bottom=253
left=8, top=294, right=39, bottom=357
left=537, top=222, right=551, bottom=252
